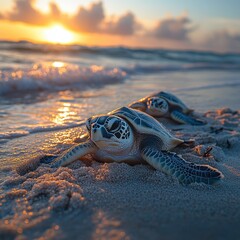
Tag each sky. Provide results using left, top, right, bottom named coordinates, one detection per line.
left=0, top=0, right=240, bottom=52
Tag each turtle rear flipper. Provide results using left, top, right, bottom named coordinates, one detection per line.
left=51, top=141, right=97, bottom=167
left=171, top=110, right=206, bottom=126
left=141, top=147, right=223, bottom=185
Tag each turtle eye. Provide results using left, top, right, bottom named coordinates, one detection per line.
left=107, top=119, right=121, bottom=132
left=157, top=100, right=164, bottom=107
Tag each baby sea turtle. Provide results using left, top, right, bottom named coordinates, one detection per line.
left=129, top=91, right=205, bottom=125
left=49, top=107, right=222, bottom=185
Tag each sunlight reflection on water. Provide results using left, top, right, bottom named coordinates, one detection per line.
left=52, top=61, right=65, bottom=68
left=52, top=103, right=76, bottom=125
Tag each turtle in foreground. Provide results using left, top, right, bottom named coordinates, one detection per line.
left=129, top=91, right=205, bottom=125
left=49, top=107, right=222, bottom=185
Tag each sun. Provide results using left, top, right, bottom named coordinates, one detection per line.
left=43, top=24, right=74, bottom=44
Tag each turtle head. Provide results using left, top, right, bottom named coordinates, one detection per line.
left=129, top=101, right=147, bottom=111
left=146, top=97, right=169, bottom=117
left=86, top=115, right=134, bottom=153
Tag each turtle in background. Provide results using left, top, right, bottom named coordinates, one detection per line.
left=45, top=107, right=222, bottom=185
left=129, top=91, right=206, bottom=125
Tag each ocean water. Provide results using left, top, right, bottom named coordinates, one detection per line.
left=0, top=41, right=240, bottom=171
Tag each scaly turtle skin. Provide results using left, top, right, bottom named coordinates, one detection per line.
left=129, top=91, right=205, bottom=125
left=49, top=107, right=223, bottom=185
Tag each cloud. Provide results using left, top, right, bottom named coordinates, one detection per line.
left=49, top=2, right=63, bottom=20
left=104, top=12, right=140, bottom=35
left=0, top=0, right=140, bottom=36
left=151, top=16, right=193, bottom=41
left=68, top=2, right=105, bottom=32
left=203, top=30, right=240, bottom=52
left=7, top=0, right=48, bottom=25
left=0, top=1, right=190, bottom=40
left=2, top=0, right=239, bottom=53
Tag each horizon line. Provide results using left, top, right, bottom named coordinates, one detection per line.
left=0, top=39, right=239, bottom=56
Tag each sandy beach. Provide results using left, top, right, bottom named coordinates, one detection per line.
left=0, top=106, right=240, bottom=240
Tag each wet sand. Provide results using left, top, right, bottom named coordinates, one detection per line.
left=0, top=107, right=240, bottom=240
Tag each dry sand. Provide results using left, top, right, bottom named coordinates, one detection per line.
left=0, top=108, right=240, bottom=240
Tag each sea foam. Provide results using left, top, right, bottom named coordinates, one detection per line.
left=0, top=63, right=127, bottom=95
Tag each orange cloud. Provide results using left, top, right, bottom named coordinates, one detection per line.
left=1, top=0, right=140, bottom=36
left=7, top=0, right=49, bottom=25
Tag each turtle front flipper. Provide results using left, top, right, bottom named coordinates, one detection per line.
left=51, top=141, right=98, bottom=168
left=141, top=147, right=223, bottom=185
left=170, top=110, right=206, bottom=125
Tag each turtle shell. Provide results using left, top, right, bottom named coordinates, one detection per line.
left=109, top=107, right=183, bottom=150
left=152, top=91, right=192, bottom=114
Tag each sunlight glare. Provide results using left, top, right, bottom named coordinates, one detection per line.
left=43, top=25, right=74, bottom=44
left=52, top=61, right=65, bottom=68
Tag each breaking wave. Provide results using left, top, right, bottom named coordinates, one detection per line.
left=0, top=63, right=127, bottom=96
